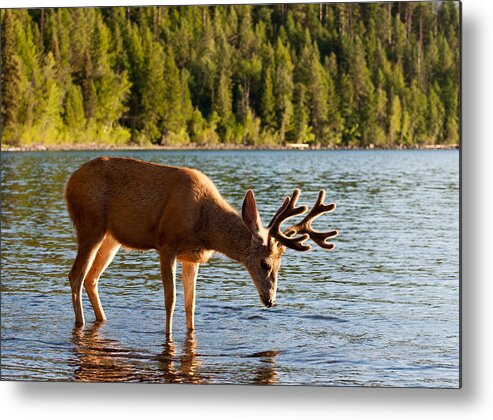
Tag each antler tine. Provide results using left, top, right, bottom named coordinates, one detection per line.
left=284, top=189, right=338, bottom=250
left=267, top=189, right=311, bottom=252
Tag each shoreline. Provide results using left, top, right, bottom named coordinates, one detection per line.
left=0, top=143, right=460, bottom=153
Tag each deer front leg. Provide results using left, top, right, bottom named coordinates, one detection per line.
left=182, top=262, right=199, bottom=331
left=159, top=250, right=177, bottom=336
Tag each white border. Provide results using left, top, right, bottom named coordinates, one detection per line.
left=2, top=0, right=492, bottom=419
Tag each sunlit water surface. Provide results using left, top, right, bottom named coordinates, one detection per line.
left=1, top=150, right=459, bottom=387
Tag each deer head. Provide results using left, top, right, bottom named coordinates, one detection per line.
left=241, top=189, right=338, bottom=308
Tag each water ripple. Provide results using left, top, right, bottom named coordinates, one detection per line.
left=1, top=150, right=459, bottom=387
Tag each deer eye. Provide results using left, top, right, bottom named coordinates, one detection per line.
left=260, top=260, right=271, bottom=271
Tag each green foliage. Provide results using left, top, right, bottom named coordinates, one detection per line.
left=1, top=3, right=459, bottom=147
left=273, top=38, right=295, bottom=143
left=64, top=84, right=85, bottom=130
left=292, top=83, right=314, bottom=144
left=389, top=94, right=402, bottom=144
left=260, top=64, right=276, bottom=129
left=1, top=10, right=22, bottom=131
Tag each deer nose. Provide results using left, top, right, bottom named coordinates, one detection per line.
left=264, top=298, right=274, bottom=308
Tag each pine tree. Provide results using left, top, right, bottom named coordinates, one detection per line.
left=306, top=43, right=330, bottom=143
left=81, top=49, right=96, bottom=121
left=0, top=4, right=460, bottom=147
left=260, top=64, right=275, bottom=129
left=123, top=21, right=146, bottom=131
left=389, top=94, right=402, bottom=144
left=234, top=6, right=262, bottom=119
left=64, top=83, right=86, bottom=131
left=407, top=80, right=427, bottom=144
left=427, top=83, right=445, bottom=144
left=10, top=10, right=43, bottom=131
left=162, top=47, right=186, bottom=135
left=374, top=82, right=389, bottom=146
left=35, top=52, right=64, bottom=143
left=338, top=72, right=358, bottom=145
left=180, top=69, right=193, bottom=127
left=141, top=31, right=166, bottom=140
left=191, top=8, right=217, bottom=118
left=92, top=12, right=131, bottom=130
left=1, top=10, right=22, bottom=130
left=348, top=35, right=373, bottom=109
left=273, top=38, right=294, bottom=143
left=292, top=83, right=314, bottom=144
left=360, top=87, right=379, bottom=146
left=214, top=67, right=233, bottom=128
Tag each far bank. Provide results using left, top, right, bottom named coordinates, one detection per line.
left=1, top=143, right=460, bottom=153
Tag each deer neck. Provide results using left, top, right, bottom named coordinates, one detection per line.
left=203, top=202, right=252, bottom=264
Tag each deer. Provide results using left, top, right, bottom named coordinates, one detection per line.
left=65, top=156, right=338, bottom=335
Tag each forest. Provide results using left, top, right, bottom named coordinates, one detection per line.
left=1, top=3, right=460, bottom=148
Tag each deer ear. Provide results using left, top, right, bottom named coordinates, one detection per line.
left=242, top=190, right=263, bottom=235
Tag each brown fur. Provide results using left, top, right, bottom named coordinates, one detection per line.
left=65, top=157, right=285, bottom=334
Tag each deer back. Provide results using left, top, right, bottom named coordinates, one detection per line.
left=65, top=157, right=230, bottom=256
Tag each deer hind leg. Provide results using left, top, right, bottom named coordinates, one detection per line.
left=182, top=262, right=199, bottom=331
left=83, top=233, right=121, bottom=322
left=159, top=250, right=177, bottom=336
left=68, top=231, right=105, bottom=327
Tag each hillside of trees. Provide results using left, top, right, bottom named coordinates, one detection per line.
left=1, top=3, right=460, bottom=148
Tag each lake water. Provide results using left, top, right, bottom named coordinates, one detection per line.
left=0, top=150, right=459, bottom=387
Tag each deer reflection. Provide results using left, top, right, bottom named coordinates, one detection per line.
left=253, top=365, right=278, bottom=385
left=71, top=323, right=204, bottom=383
left=71, top=322, right=141, bottom=382
left=180, top=331, right=201, bottom=380
left=158, top=331, right=202, bottom=384
left=250, top=350, right=280, bottom=385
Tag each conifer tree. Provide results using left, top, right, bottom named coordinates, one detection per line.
left=273, top=38, right=294, bottom=143
left=162, top=47, right=186, bottom=134
left=292, top=83, right=314, bottom=144
left=1, top=10, right=21, bottom=129
left=64, top=83, right=86, bottom=131
left=1, top=4, right=460, bottom=147
left=214, top=67, right=233, bottom=139
left=338, top=72, right=358, bottom=145
left=92, top=12, right=131, bottom=130
left=33, top=52, right=64, bottom=143
left=324, top=62, right=343, bottom=145
left=389, top=94, right=402, bottom=144
left=427, top=83, right=445, bottom=144
left=140, top=30, right=166, bottom=140
left=260, top=64, right=276, bottom=129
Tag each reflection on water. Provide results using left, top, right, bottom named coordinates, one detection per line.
left=158, top=332, right=204, bottom=384
left=71, top=323, right=205, bottom=383
left=247, top=351, right=279, bottom=385
left=69, top=322, right=280, bottom=384
left=71, top=323, right=139, bottom=382
left=1, top=150, right=459, bottom=387
left=253, top=366, right=278, bottom=385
